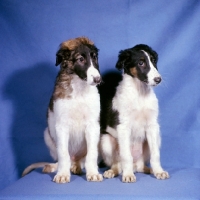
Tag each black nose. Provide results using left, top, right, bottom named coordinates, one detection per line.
left=154, top=77, right=162, bottom=84
left=93, top=76, right=101, bottom=84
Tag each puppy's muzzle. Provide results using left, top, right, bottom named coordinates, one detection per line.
left=93, top=76, right=102, bottom=85
left=154, top=76, right=162, bottom=84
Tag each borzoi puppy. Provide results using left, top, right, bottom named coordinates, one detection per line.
left=100, top=44, right=169, bottom=182
left=22, top=37, right=103, bottom=183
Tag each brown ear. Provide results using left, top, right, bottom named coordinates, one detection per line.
left=55, top=49, right=70, bottom=66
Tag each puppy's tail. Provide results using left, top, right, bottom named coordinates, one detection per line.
left=22, top=162, right=58, bottom=177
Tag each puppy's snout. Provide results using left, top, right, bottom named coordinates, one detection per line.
left=93, top=76, right=101, bottom=84
left=154, top=77, right=162, bottom=84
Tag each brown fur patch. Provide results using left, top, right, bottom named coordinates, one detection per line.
left=130, top=67, right=138, bottom=77
left=61, top=37, right=94, bottom=51
left=49, top=71, right=73, bottom=111
left=49, top=37, right=94, bottom=111
left=53, top=70, right=73, bottom=99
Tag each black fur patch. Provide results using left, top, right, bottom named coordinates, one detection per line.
left=73, top=45, right=99, bottom=80
left=115, top=44, right=158, bottom=83
left=56, top=44, right=99, bottom=81
left=100, top=44, right=158, bottom=133
left=99, top=71, right=122, bottom=132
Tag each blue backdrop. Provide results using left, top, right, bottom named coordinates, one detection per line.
left=0, top=0, right=200, bottom=191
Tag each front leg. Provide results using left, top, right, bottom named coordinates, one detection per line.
left=146, top=123, right=169, bottom=180
left=53, top=124, right=71, bottom=183
left=117, top=125, right=136, bottom=183
left=85, top=122, right=103, bottom=182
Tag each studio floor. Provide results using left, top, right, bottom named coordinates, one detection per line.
left=0, top=167, right=199, bottom=200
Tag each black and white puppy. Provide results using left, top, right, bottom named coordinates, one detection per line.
left=100, top=44, right=169, bottom=182
left=22, top=37, right=103, bottom=183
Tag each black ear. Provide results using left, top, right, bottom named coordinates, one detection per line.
left=151, top=50, right=158, bottom=64
left=88, top=44, right=99, bottom=55
left=55, top=50, right=63, bottom=66
left=55, top=49, right=70, bottom=66
left=115, top=49, right=132, bottom=71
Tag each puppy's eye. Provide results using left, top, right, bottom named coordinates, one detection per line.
left=79, top=57, right=84, bottom=62
left=138, top=61, right=144, bottom=66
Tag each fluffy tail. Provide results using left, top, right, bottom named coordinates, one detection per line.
left=22, top=162, right=57, bottom=177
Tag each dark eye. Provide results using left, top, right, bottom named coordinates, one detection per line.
left=79, top=56, right=84, bottom=62
left=138, top=60, right=144, bottom=66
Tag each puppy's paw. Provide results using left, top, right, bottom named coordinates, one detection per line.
left=122, top=174, right=136, bottom=183
left=71, top=165, right=82, bottom=175
left=43, top=164, right=56, bottom=173
left=86, top=173, right=103, bottom=182
left=103, top=169, right=115, bottom=178
left=155, top=171, right=169, bottom=180
left=53, top=174, right=70, bottom=183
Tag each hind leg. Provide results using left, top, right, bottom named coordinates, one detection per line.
left=43, top=163, right=58, bottom=173
left=70, top=161, right=82, bottom=175
left=134, top=158, right=152, bottom=174
left=100, top=134, right=121, bottom=178
left=44, top=127, right=58, bottom=161
left=103, top=162, right=121, bottom=178
left=43, top=128, right=59, bottom=173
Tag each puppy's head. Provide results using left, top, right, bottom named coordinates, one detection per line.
left=116, top=44, right=161, bottom=86
left=55, top=37, right=101, bottom=86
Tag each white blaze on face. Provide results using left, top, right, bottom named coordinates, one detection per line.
left=86, top=59, right=101, bottom=85
left=142, top=50, right=161, bottom=86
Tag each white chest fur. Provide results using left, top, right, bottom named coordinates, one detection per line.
left=54, top=76, right=99, bottom=124
left=48, top=76, right=100, bottom=157
left=112, top=74, right=159, bottom=140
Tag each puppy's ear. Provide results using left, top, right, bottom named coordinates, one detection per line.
left=55, top=48, right=70, bottom=66
left=55, top=50, right=63, bottom=66
left=151, top=50, right=158, bottom=64
left=115, top=49, right=132, bottom=71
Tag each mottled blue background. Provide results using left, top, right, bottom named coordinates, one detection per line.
left=0, top=0, right=200, bottom=191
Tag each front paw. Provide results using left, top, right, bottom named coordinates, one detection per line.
left=86, top=173, right=103, bottom=182
left=155, top=171, right=169, bottom=180
left=53, top=173, right=70, bottom=183
left=122, top=174, right=136, bottom=183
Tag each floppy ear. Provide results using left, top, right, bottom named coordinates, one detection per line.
left=55, top=50, right=63, bottom=66
left=55, top=48, right=70, bottom=66
left=151, top=50, right=158, bottom=64
left=115, top=49, right=132, bottom=71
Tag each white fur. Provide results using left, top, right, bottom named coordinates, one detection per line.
left=45, top=74, right=103, bottom=183
left=142, top=50, right=161, bottom=86
left=22, top=60, right=103, bottom=182
left=87, top=59, right=101, bottom=85
left=101, top=70, right=169, bottom=182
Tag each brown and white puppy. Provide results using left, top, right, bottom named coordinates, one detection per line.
left=22, top=37, right=103, bottom=183
left=100, top=44, right=169, bottom=182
